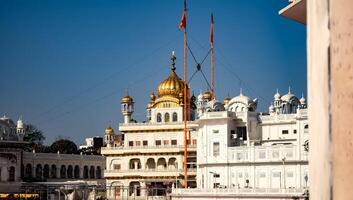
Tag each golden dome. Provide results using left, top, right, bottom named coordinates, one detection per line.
left=121, top=95, right=133, bottom=104
left=157, top=70, right=184, bottom=98
left=203, top=91, right=212, bottom=101
left=105, top=126, right=114, bottom=135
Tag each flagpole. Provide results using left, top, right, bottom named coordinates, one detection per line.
left=211, top=14, right=215, bottom=99
left=181, top=0, right=188, bottom=189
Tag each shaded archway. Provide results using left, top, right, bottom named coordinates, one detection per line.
left=146, top=158, right=156, bottom=169
left=129, top=159, right=141, bottom=169
left=157, top=113, right=162, bottom=122
left=96, top=166, right=101, bottom=179
left=36, top=164, right=42, bottom=179
left=129, top=182, right=141, bottom=196
left=60, top=165, right=66, bottom=178
left=168, top=157, right=177, bottom=170
left=83, top=166, right=88, bottom=179
left=51, top=164, right=57, bottom=178
left=43, top=164, right=50, bottom=179
left=164, top=113, right=170, bottom=122
left=157, top=158, right=167, bottom=170
left=25, top=164, right=32, bottom=178
left=9, top=166, right=15, bottom=181
left=89, top=166, right=95, bottom=179
left=172, top=112, right=178, bottom=122
left=67, top=165, right=73, bottom=178
left=74, top=165, right=80, bottom=178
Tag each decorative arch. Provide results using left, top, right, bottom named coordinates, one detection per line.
left=83, top=166, right=89, bottom=179
left=43, top=164, right=50, bottom=179
left=51, top=164, right=57, bottom=178
left=74, top=165, right=80, bottom=178
left=165, top=113, right=170, bottom=122
left=157, top=158, right=167, bottom=170
left=9, top=166, right=15, bottom=182
left=89, top=166, right=95, bottom=179
left=67, top=165, right=73, bottom=178
left=129, top=158, right=141, bottom=169
left=157, top=113, right=162, bottom=122
left=96, top=166, right=101, bottom=179
left=168, top=157, right=177, bottom=169
left=25, top=164, right=32, bottom=178
left=36, top=164, right=42, bottom=179
left=60, top=165, right=66, bottom=178
left=172, top=112, right=178, bottom=122
left=146, top=158, right=156, bottom=169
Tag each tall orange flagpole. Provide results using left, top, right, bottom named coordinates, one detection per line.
left=210, top=13, right=215, bottom=99
left=179, top=0, right=188, bottom=188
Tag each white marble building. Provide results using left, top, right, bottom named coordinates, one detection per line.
left=196, top=89, right=308, bottom=190
left=0, top=115, right=106, bottom=194
left=101, top=53, right=198, bottom=199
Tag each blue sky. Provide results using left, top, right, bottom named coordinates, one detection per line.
left=0, top=0, right=306, bottom=145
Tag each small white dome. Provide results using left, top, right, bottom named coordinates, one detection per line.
left=300, top=94, right=306, bottom=104
left=274, top=89, right=281, bottom=100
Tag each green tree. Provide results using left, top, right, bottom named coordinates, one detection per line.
left=50, top=139, right=78, bottom=154
left=24, top=124, right=45, bottom=145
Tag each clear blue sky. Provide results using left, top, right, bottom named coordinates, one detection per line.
left=0, top=0, right=306, bottom=145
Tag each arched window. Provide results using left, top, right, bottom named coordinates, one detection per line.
left=9, top=166, right=15, bottom=182
left=67, top=165, right=73, bottom=178
left=25, top=164, right=32, bottom=178
left=172, top=112, right=178, bottom=122
left=60, top=165, right=66, bottom=178
left=96, top=166, right=101, bottom=179
left=43, top=164, right=50, bottom=179
left=165, top=113, right=170, bottom=122
left=157, top=113, right=162, bottom=122
left=74, top=165, right=80, bottom=178
left=51, top=165, right=57, bottom=178
left=304, top=124, right=309, bottom=129
left=83, top=166, right=89, bottom=179
left=36, top=164, right=42, bottom=179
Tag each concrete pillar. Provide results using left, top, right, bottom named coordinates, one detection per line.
left=308, top=0, right=353, bottom=199
left=80, top=167, right=83, bottom=179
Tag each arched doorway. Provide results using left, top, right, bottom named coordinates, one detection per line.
left=157, top=158, right=167, bottom=170
left=129, top=182, right=141, bottom=196
left=67, top=165, right=73, bottom=178
left=89, top=166, right=95, bottom=179
left=43, top=164, right=50, bottom=179
left=74, top=165, right=80, bottom=178
left=25, top=164, right=32, bottom=178
left=146, top=158, right=156, bottom=169
left=36, top=164, right=42, bottom=179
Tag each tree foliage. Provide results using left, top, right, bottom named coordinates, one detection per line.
left=50, top=139, right=78, bottom=154
left=24, top=124, right=45, bottom=145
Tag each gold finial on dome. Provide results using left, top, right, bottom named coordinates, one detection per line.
left=171, top=51, right=176, bottom=71
left=157, top=52, right=185, bottom=98
left=105, top=126, right=114, bottom=135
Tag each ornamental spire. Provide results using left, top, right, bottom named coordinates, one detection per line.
left=171, top=51, right=176, bottom=71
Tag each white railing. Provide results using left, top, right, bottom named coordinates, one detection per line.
left=102, top=144, right=196, bottom=151
left=119, top=121, right=197, bottom=127
left=105, top=168, right=196, bottom=174
left=227, top=145, right=308, bottom=163
left=23, top=152, right=105, bottom=161
left=171, top=188, right=305, bottom=195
